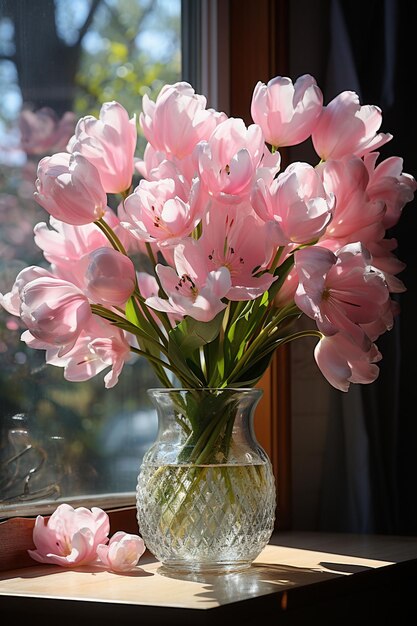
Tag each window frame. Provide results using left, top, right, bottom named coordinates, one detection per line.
left=0, top=0, right=292, bottom=570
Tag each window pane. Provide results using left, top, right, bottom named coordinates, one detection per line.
left=0, top=0, right=181, bottom=517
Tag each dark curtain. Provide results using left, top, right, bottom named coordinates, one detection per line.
left=319, top=0, right=417, bottom=535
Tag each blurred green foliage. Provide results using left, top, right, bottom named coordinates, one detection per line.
left=74, top=0, right=181, bottom=153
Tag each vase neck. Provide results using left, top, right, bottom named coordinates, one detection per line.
left=146, top=388, right=265, bottom=465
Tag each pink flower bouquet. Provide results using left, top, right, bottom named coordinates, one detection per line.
left=1, top=74, right=415, bottom=413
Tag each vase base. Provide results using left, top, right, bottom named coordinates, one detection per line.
left=158, top=560, right=252, bottom=576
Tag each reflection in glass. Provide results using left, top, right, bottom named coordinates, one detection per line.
left=0, top=0, right=181, bottom=512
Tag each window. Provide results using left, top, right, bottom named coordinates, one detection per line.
left=0, top=0, right=290, bottom=535
left=0, top=0, right=181, bottom=518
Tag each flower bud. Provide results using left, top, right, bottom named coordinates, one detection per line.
left=97, top=531, right=146, bottom=572
left=85, top=247, right=136, bottom=306
left=251, top=74, right=323, bottom=147
left=34, top=152, right=107, bottom=225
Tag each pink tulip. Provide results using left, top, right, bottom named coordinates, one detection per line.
left=255, top=145, right=282, bottom=187
left=19, top=107, right=76, bottom=156
left=365, top=238, right=407, bottom=294
left=140, top=81, right=227, bottom=159
left=97, top=531, right=146, bottom=572
left=34, top=216, right=111, bottom=290
left=318, top=156, right=385, bottom=244
left=84, top=247, right=136, bottom=306
left=137, top=271, right=159, bottom=299
left=197, top=117, right=270, bottom=200
left=121, top=177, right=203, bottom=246
left=294, top=243, right=390, bottom=347
left=251, top=74, right=323, bottom=147
left=28, top=503, right=110, bottom=567
left=67, top=101, right=137, bottom=194
left=62, top=320, right=131, bottom=389
left=135, top=142, right=198, bottom=187
left=137, top=271, right=177, bottom=326
left=25, top=317, right=131, bottom=389
left=20, top=276, right=92, bottom=355
left=312, top=234, right=406, bottom=296
left=312, top=91, right=392, bottom=160
left=199, top=200, right=276, bottom=300
left=361, top=297, right=399, bottom=342
left=0, top=265, right=52, bottom=316
left=33, top=207, right=137, bottom=272
left=252, top=162, right=334, bottom=245
left=364, top=153, right=417, bottom=229
left=34, top=217, right=109, bottom=266
left=33, top=210, right=139, bottom=291
left=34, top=152, right=107, bottom=225
left=135, top=142, right=167, bottom=179
left=314, top=332, right=382, bottom=392
left=146, top=238, right=231, bottom=322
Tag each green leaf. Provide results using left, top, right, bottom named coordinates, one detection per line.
left=230, top=349, right=275, bottom=387
left=224, top=292, right=270, bottom=370
left=169, top=311, right=224, bottom=358
left=186, top=357, right=207, bottom=386
left=166, top=339, right=204, bottom=386
left=125, top=296, right=165, bottom=348
left=125, top=297, right=140, bottom=327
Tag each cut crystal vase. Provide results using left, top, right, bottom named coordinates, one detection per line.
left=136, top=387, right=276, bottom=574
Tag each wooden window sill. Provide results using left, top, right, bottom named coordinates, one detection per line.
left=1, top=531, right=417, bottom=624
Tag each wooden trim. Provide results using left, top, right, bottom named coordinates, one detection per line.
left=255, top=348, right=291, bottom=531
left=0, top=517, right=36, bottom=572
left=271, top=346, right=292, bottom=530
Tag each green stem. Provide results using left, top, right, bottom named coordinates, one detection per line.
left=120, top=187, right=132, bottom=200
left=95, top=218, right=127, bottom=255
left=91, top=304, right=166, bottom=352
left=131, top=292, right=170, bottom=347
left=277, top=328, right=323, bottom=346
left=130, top=347, right=173, bottom=387
left=269, top=246, right=284, bottom=274
left=134, top=288, right=172, bottom=337
left=90, top=303, right=198, bottom=385
left=145, top=242, right=167, bottom=299
left=193, top=410, right=231, bottom=464
left=225, top=304, right=299, bottom=382
left=177, top=395, right=236, bottom=464
left=229, top=328, right=324, bottom=386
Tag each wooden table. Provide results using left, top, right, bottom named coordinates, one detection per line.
left=1, top=531, right=416, bottom=624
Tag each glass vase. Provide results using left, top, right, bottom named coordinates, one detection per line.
left=136, top=387, right=276, bottom=574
